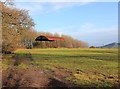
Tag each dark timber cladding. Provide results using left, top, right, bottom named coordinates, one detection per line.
left=35, top=35, right=64, bottom=41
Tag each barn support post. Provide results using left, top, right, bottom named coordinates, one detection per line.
left=41, top=41, right=42, bottom=48
left=59, top=40, right=61, bottom=48
left=50, top=41, right=52, bottom=48
left=55, top=40, right=57, bottom=48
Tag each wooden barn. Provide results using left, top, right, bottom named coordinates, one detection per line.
left=35, top=35, right=64, bottom=41
left=35, top=35, right=64, bottom=48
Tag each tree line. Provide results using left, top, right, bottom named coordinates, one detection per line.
left=1, top=0, right=88, bottom=53
left=34, top=32, right=88, bottom=48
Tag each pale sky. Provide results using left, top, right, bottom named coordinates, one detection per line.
left=13, top=1, right=118, bottom=46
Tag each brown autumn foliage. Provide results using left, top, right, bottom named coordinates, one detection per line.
left=34, top=32, right=88, bottom=48
left=1, top=0, right=88, bottom=53
left=1, top=1, right=35, bottom=53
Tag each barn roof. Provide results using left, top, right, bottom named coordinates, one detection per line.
left=35, top=35, right=64, bottom=41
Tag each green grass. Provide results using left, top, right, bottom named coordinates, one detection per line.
left=3, top=48, right=119, bottom=87
left=2, top=54, right=14, bottom=70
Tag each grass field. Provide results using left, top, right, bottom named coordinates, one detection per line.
left=2, top=48, right=119, bottom=88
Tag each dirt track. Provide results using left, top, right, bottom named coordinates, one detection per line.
left=2, top=54, right=76, bottom=89
left=2, top=67, right=77, bottom=89
left=2, top=53, right=119, bottom=89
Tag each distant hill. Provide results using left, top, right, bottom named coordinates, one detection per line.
left=99, top=42, right=120, bottom=48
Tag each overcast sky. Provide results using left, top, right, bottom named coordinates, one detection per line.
left=14, top=0, right=118, bottom=46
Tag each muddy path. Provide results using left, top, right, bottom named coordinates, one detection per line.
left=2, top=53, right=77, bottom=89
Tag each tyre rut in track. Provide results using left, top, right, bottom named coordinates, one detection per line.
left=2, top=53, right=75, bottom=89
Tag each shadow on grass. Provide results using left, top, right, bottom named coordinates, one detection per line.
left=31, top=53, right=118, bottom=62
left=2, top=53, right=119, bottom=89
left=47, top=78, right=72, bottom=89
